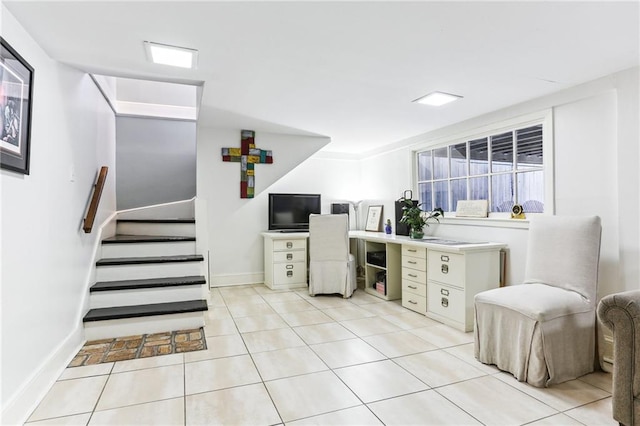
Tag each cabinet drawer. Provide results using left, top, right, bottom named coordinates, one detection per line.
left=273, top=250, right=306, bottom=263
left=402, top=268, right=426, bottom=285
left=401, top=255, right=426, bottom=271
left=402, top=245, right=426, bottom=258
left=273, top=261, right=307, bottom=285
left=402, top=292, right=426, bottom=314
left=427, top=251, right=464, bottom=288
left=273, top=239, right=306, bottom=251
left=427, top=282, right=464, bottom=322
left=402, top=279, right=426, bottom=297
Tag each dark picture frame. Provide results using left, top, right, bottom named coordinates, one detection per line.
left=1, top=37, right=34, bottom=175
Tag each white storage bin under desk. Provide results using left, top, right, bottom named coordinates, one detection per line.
left=427, top=281, right=466, bottom=329
left=425, top=248, right=501, bottom=332
left=401, top=244, right=427, bottom=314
left=273, top=261, right=307, bottom=286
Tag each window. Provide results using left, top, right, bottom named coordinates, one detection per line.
left=415, top=121, right=547, bottom=215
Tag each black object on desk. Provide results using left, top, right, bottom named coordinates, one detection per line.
left=367, top=251, right=386, bottom=268
left=395, top=199, right=417, bottom=236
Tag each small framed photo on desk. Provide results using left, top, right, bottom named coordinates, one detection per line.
left=365, top=205, right=383, bottom=231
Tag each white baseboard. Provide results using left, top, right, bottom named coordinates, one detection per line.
left=1, top=326, right=84, bottom=425
left=210, top=272, right=264, bottom=287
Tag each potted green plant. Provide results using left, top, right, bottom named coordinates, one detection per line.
left=399, top=198, right=444, bottom=239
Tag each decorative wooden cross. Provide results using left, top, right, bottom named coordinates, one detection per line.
left=221, top=130, right=273, bottom=198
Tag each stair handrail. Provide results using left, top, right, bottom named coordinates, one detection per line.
left=83, top=166, right=108, bottom=233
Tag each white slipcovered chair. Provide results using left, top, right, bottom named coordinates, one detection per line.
left=308, top=214, right=357, bottom=298
left=474, top=215, right=602, bottom=387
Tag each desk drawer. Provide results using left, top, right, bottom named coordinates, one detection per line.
left=402, top=255, right=426, bottom=271
left=402, top=245, right=427, bottom=259
left=273, top=250, right=306, bottom=263
left=402, top=279, right=426, bottom=297
left=427, top=281, right=464, bottom=322
left=402, top=268, right=426, bottom=285
left=274, top=239, right=306, bottom=251
left=273, top=261, right=306, bottom=285
left=402, top=292, right=426, bottom=314
left=428, top=250, right=464, bottom=288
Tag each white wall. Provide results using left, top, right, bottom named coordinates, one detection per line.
left=0, top=7, right=117, bottom=423
left=613, top=69, right=640, bottom=293
left=554, top=91, right=619, bottom=297
left=360, top=67, right=638, bottom=296
left=196, top=127, right=333, bottom=285
left=196, top=67, right=638, bottom=295
left=116, top=116, right=196, bottom=210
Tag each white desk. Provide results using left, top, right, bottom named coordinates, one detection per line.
left=262, top=230, right=506, bottom=331
left=350, top=231, right=506, bottom=331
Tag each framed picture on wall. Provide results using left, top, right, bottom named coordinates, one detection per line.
left=365, top=205, right=383, bottom=232
left=1, top=37, right=34, bottom=175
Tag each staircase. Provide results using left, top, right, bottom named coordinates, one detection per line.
left=83, top=218, right=208, bottom=340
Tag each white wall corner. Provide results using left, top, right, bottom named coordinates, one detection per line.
left=194, top=197, right=211, bottom=288
left=89, top=74, right=117, bottom=114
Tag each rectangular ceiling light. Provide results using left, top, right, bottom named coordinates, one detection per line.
left=144, top=41, right=198, bottom=69
left=414, top=91, right=463, bottom=106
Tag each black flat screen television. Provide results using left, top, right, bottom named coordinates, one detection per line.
left=268, top=193, right=321, bottom=231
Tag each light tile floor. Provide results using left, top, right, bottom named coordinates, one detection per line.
left=26, top=285, right=615, bottom=425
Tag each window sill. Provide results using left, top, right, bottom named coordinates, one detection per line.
left=436, top=215, right=531, bottom=229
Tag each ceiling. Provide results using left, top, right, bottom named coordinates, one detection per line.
left=4, top=1, right=639, bottom=155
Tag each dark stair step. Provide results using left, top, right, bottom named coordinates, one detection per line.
left=96, top=254, right=204, bottom=266
left=102, top=235, right=196, bottom=244
left=90, top=276, right=206, bottom=292
left=83, top=300, right=208, bottom=322
left=117, top=219, right=195, bottom=224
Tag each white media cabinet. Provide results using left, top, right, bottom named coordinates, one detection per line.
left=262, top=230, right=505, bottom=331
left=262, top=232, right=309, bottom=291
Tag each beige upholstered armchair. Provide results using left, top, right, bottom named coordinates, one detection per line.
left=597, top=290, right=640, bottom=426
left=474, top=215, right=602, bottom=387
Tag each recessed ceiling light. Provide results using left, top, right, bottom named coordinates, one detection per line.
left=413, top=91, right=463, bottom=106
left=144, top=41, right=198, bottom=69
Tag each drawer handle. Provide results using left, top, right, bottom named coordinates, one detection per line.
left=441, top=264, right=449, bottom=274
left=441, top=255, right=449, bottom=262
left=286, top=253, right=293, bottom=260
left=409, top=300, right=418, bottom=305
left=408, top=273, right=418, bottom=278
left=287, top=271, right=293, bottom=277
left=286, top=242, right=293, bottom=248
left=441, top=297, right=449, bottom=308
left=408, top=260, right=417, bottom=264
left=441, top=288, right=449, bottom=296
left=408, top=285, right=417, bottom=290
left=408, top=249, right=417, bottom=252
left=286, top=264, right=294, bottom=269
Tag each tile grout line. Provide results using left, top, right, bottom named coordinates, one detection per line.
left=183, top=353, right=187, bottom=425
left=34, top=286, right=613, bottom=424
left=86, top=361, right=114, bottom=424
left=230, top=294, right=286, bottom=425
